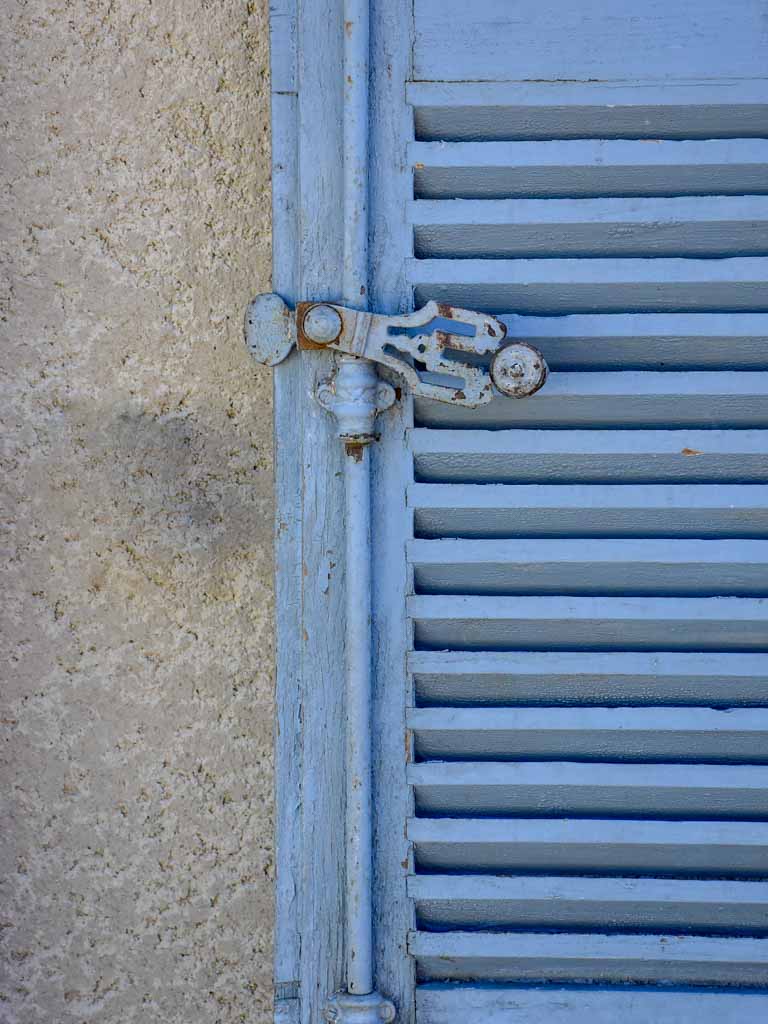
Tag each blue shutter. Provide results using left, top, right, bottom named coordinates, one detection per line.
left=366, top=6, right=768, bottom=1020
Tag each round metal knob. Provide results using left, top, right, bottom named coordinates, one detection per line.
left=490, top=341, right=548, bottom=398
left=302, top=304, right=343, bottom=345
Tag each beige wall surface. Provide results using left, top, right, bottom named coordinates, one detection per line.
left=0, top=2, right=275, bottom=1021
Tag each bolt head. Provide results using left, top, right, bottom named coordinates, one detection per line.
left=490, top=342, right=548, bottom=398
left=302, top=304, right=343, bottom=345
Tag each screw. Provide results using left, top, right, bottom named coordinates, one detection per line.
left=501, top=361, right=524, bottom=378
left=303, top=304, right=343, bottom=345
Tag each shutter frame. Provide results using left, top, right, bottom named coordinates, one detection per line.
left=270, top=1, right=351, bottom=1021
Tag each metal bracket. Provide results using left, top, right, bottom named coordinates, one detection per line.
left=245, top=294, right=547, bottom=405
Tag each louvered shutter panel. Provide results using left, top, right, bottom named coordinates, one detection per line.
left=366, top=5, right=768, bottom=1021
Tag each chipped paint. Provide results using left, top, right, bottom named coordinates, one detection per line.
left=344, top=441, right=366, bottom=461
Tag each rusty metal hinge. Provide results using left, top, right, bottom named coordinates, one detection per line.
left=244, top=293, right=547, bottom=406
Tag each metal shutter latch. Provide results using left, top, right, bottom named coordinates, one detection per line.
left=245, top=293, right=548, bottom=424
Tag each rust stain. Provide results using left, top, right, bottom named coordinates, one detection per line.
left=453, top=389, right=466, bottom=401
left=344, top=441, right=365, bottom=461
left=344, top=19, right=353, bottom=35
left=296, top=301, right=335, bottom=350
left=436, top=302, right=454, bottom=319
left=681, top=447, right=704, bottom=456
left=435, top=327, right=479, bottom=354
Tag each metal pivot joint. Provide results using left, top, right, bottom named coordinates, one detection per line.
left=316, top=357, right=396, bottom=445
left=245, top=294, right=548, bottom=406
left=324, top=992, right=396, bottom=1024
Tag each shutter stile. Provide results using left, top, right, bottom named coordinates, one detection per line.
left=402, top=82, right=768, bottom=1015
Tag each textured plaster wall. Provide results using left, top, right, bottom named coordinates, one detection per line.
left=0, top=2, right=275, bottom=1022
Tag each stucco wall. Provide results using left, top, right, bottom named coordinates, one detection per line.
left=1, top=2, right=275, bottom=1021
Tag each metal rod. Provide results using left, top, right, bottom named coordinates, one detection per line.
left=315, top=357, right=394, bottom=1022
left=342, top=0, right=369, bottom=308
left=341, top=0, right=375, bottom=998
left=343, top=428, right=375, bottom=995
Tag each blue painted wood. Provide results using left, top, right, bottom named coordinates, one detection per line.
left=270, top=3, right=301, bottom=1023
left=414, top=372, right=768, bottom=428
left=413, top=0, right=768, bottom=82
left=410, top=139, right=768, bottom=200
left=411, top=197, right=768, bottom=258
left=400, top=58, right=768, bottom=1011
left=408, top=761, right=768, bottom=818
left=409, top=594, right=768, bottom=651
left=408, top=81, right=768, bottom=141
left=407, top=707, right=768, bottom=763
left=409, top=257, right=768, bottom=314
left=270, top=1, right=349, bottom=1022
left=368, top=0, right=417, bottom=1020
left=408, top=817, right=768, bottom=876
left=409, top=483, right=768, bottom=538
left=409, top=538, right=768, bottom=596
left=417, top=985, right=768, bottom=1024
left=409, top=874, right=768, bottom=932
left=410, top=428, right=768, bottom=483
left=408, top=650, right=768, bottom=707
left=409, top=930, right=768, bottom=985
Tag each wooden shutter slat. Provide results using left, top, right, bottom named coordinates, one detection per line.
left=410, top=139, right=768, bottom=200
left=407, top=80, right=768, bottom=141
left=409, top=538, right=768, bottom=596
left=411, top=197, right=768, bottom=259
left=408, top=650, right=768, bottom=707
left=409, top=594, right=768, bottom=651
left=417, top=984, right=768, bottom=1024
left=408, top=874, right=768, bottom=933
left=408, top=762, right=768, bottom=819
left=408, top=817, right=768, bottom=876
left=409, top=483, right=768, bottom=538
left=408, top=929, right=768, bottom=985
left=411, top=429, right=768, bottom=484
left=407, top=707, right=768, bottom=763
left=414, top=371, right=768, bottom=428
left=408, top=257, right=768, bottom=314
